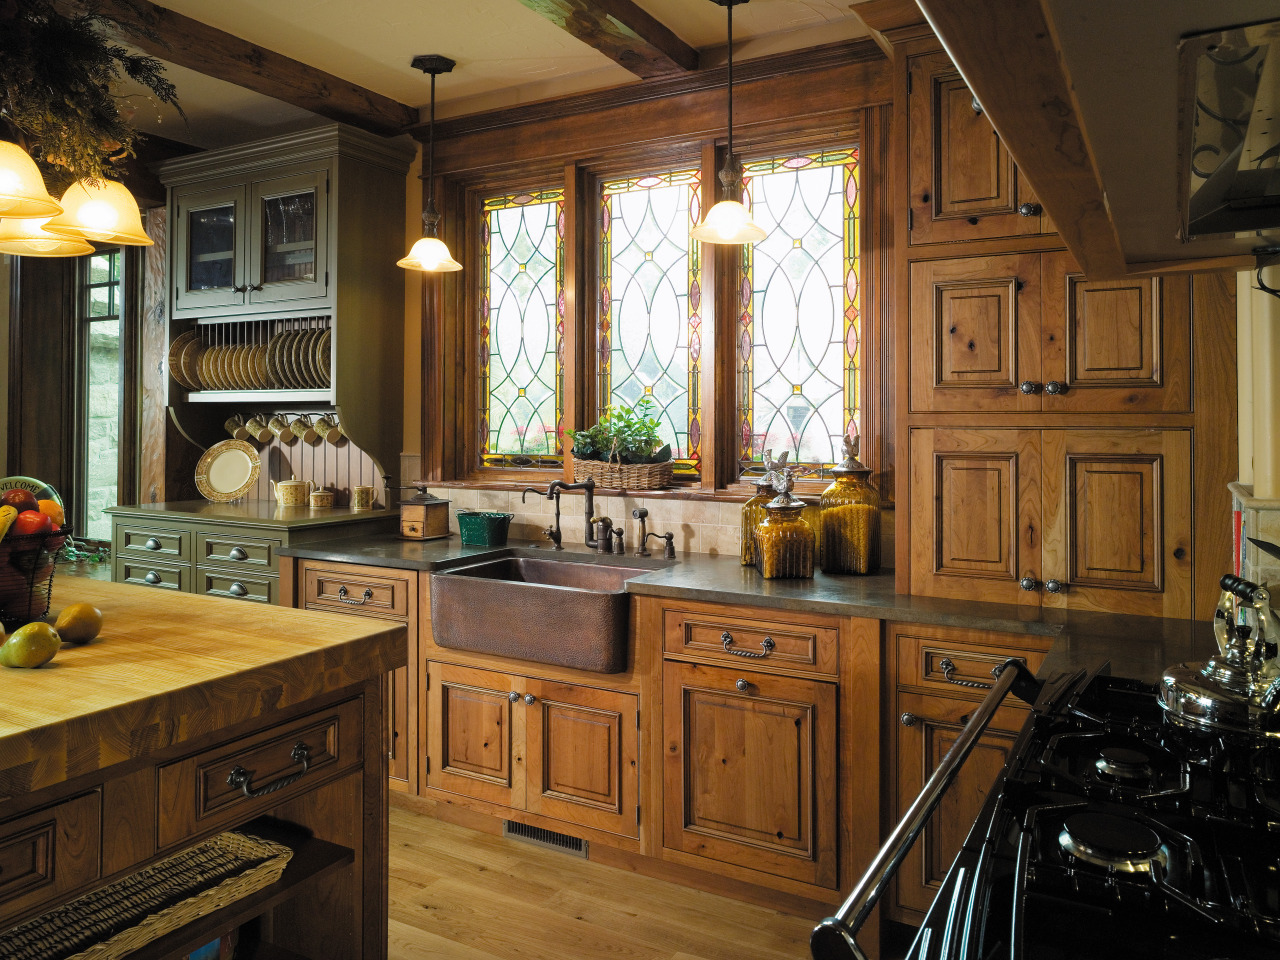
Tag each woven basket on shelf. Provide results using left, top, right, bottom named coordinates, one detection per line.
left=571, top=458, right=674, bottom=490
left=0, top=525, right=70, bottom=630
left=0, top=831, right=292, bottom=960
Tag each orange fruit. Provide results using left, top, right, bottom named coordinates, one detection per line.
left=54, top=603, right=103, bottom=644
left=0, top=622, right=61, bottom=668
left=37, top=500, right=64, bottom=527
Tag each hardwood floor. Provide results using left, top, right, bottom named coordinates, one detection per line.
left=387, top=807, right=818, bottom=960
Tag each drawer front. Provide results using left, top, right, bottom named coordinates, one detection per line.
left=893, top=624, right=1048, bottom=696
left=196, top=566, right=278, bottom=604
left=115, top=558, right=190, bottom=593
left=301, top=564, right=411, bottom=621
left=0, top=791, right=101, bottom=927
left=157, top=698, right=363, bottom=850
left=663, top=603, right=839, bottom=676
left=115, top=522, right=189, bottom=563
left=196, top=532, right=281, bottom=573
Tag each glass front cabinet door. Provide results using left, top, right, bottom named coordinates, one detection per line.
left=173, top=184, right=246, bottom=314
left=248, top=170, right=329, bottom=306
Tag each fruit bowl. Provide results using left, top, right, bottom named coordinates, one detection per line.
left=0, top=524, right=69, bottom=630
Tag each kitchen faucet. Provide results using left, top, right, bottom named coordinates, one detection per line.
left=523, top=478, right=598, bottom=549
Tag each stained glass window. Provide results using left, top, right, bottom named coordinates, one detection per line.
left=736, top=148, right=860, bottom=479
left=480, top=188, right=565, bottom=468
left=598, top=168, right=702, bottom=475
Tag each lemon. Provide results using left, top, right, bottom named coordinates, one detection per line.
left=54, top=602, right=103, bottom=645
left=0, top=622, right=61, bottom=668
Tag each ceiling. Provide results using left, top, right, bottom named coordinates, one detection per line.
left=118, top=0, right=872, bottom=149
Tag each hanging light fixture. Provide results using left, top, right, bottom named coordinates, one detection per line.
left=398, top=54, right=462, bottom=273
left=0, top=141, right=62, bottom=219
left=43, top=178, right=153, bottom=246
left=0, top=216, right=94, bottom=257
left=691, top=0, right=765, bottom=245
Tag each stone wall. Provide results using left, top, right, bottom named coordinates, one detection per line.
left=84, top=321, right=120, bottom=541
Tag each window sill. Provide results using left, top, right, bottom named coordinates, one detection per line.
left=429, top=477, right=895, bottom=508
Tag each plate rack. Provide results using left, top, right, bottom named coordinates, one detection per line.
left=169, top=316, right=333, bottom=402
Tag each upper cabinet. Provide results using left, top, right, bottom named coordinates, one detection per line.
left=907, top=52, right=1048, bottom=245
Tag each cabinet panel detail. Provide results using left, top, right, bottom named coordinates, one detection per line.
left=937, top=75, right=1006, bottom=216
left=1070, top=280, right=1153, bottom=382
left=936, top=455, right=1014, bottom=573
left=441, top=684, right=512, bottom=784
left=1070, top=455, right=1159, bottom=588
left=662, top=603, right=839, bottom=676
left=426, top=663, right=521, bottom=809
left=0, top=792, right=101, bottom=927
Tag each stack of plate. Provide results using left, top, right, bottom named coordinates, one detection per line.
left=168, top=328, right=331, bottom=391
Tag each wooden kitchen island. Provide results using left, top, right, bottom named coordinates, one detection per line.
left=0, top=580, right=406, bottom=960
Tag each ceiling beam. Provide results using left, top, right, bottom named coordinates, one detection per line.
left=70, top=0, right=418, bottom=136
left=514, top=0, right=699, bottom=78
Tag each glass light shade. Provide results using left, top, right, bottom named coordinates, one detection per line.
left=43, top=179, right=152, bottom=246
left=397, top=235, right=462, bottom=272
left=691, top=199, right=766, bottom=244
left=0, top=216, right=94, bottom=256
left=0, top=142, right=62, bottom=219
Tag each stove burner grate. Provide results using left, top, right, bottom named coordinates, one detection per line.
left=1058, top=811, right=1169, bottom=873
left=1095, top=744, right=1156, bottom=780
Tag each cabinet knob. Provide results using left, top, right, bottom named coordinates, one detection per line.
left=1019, top=576, right=1040, bottom=592
left=1045, top=579, right=1065, bottom=594
left=1018, top=380, right=1039, bottom=395
left=249, top=282, right=264, bottom=292
left=1018, top=202, right=1043, bottom=217
left=970, top=94, right=983, bottom=115
left=144, top=537, right=162, bottom=551
left=232, top=284, right=248, bottom=294
left=1044, top=380, right=1066, bottom=395
left=524, top=693, right=536, bottom=706
left=508, top=691, right=520, bottom=703
left=900, top=712, right=918, bottom=727
left=228, top=546, right=249, bottom=561
left=144, top=570, right=162, bottom=585
left=735, top=679, right=750, bottom=693
left=228, top=581, right=249, bottom=597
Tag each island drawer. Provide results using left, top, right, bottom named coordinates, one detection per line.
left=196, top=531, right=281, bottom=572
left=114, top=557, right=190, bottom=593
left=196, top=566, right=278, bottom=604
left=0, top=791, right=102, bottom=927
left=114, top=522, right=190, bottom=563
left=300, top=562, right=412, bottom=621
left=892, top=623, right=1049, bottom=695
left=157, top=697, right=363, bottom=850
left=662, top=600, right=839, bottom=676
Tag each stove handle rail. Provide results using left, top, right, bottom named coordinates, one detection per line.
left=810, top=658, right=1042, bottom=960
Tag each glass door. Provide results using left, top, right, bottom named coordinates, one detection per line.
left=248, top=170, right=329, bottom=305
left=172, top=184, right=247, bottom=314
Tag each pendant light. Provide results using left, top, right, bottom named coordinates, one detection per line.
left=0, top=141, right=62, bottom=219
left=691, top=0, right=765, bottom=245
left=43, top=178, right=153, bottom=246
left=398, top=54, right=462, bottom=272
left=0, top=216, right=94, bottom=257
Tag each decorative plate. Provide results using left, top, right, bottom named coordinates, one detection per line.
left=299, top=328, right=321, bottom=387
left=0, top=475, right=63, bottom=508
left=194, top=440, right=261, bottom=502
left=180, top=336, right=205, bottom=389
left=317, top=329, right=332, bottom=387
left=167, top=331, right=200, bottom=390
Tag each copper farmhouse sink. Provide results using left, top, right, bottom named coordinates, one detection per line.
left=429, top=557, right=650, bottom=673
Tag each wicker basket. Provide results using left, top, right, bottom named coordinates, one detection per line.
left=571, top=458, right=674, bottom=490
left=0, top=831, right=292, bottom=960
left=0, top=525, right=70, bottom=630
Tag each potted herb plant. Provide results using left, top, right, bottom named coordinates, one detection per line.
left=565, top=398, right=675, bottom=489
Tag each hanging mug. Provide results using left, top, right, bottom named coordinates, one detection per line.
left=313, top=414, right=342, bottom=444
left=290, top=414, right=317, bottom=443
left=268, top=414, right=293, bottom=442
left=244, top=414, right=272, bottom=443
left=223, top=414, right=249, bottom=440
left=351, top=484, right=375, bottom=511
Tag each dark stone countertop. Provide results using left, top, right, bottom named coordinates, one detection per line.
left=107, top=500, right=398, bottom=529
left=278, top=532, right=1220, bottom=683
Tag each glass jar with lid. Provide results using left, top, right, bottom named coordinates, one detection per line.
left=740, top=450, right=789, bottom=567
left=754, top=467, right=815, bottom=580
left=820, top=433, right=880, bottom=575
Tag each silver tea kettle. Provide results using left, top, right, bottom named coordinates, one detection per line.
left=1159, top=574, right=1280, bottom=737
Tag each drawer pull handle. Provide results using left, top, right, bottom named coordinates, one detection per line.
left=228, top=546, right=249, bottom=561
left=144, top=537, right=162, bottom=551
left=144, top=570, right=162, bottom=585
left=721, top=631, right=775, bottom=659
left=337, top=585, right=373, bottom=605
left=938, top=657, right=993, bottom=690
left=227, top=742, right=310, bottom=799
left=228, top=581, right=248, bottom=597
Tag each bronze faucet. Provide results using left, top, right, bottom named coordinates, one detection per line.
left=524, top=478, right=598, bottom=549
left=522, top=485, right=563, bottom=549
left=645, top=531, right=676, bottom=560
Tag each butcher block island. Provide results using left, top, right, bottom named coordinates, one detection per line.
left=0, top=580, right=406, bottom=960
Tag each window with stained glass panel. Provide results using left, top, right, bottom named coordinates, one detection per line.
left=598, top=168, right=702, bottom=476
left=736, top=148, right=860, bottom=480
left=479, top=188, right=565, bottom=469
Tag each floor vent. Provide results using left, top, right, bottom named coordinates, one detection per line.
left=502, top=820, right=588, bottom=858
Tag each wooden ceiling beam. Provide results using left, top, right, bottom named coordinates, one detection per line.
left=70, top=0, right=418, bottom=137
left=514, top=0, right=699, bottom=78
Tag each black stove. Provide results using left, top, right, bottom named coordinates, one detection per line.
left=908, top=670, right=1280, bottom=960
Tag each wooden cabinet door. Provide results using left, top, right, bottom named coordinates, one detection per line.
left=425, top=662, right=524, bottom=809
left=1040, top=429, right=1192, bottom=617
left=662, top=661, right=837, bottom=888
left=247, top=168, right=330, bottom=307
left=892, top=692, right=1028, bottom=918
left=524, top=679, right=639, bottom=839
left=1041, top=252, right=1191, bottom=413
left=387, top=665, right=409, bottom=788
left=909, top=428, right=1043, bottom=606
left=907, top=52, right=1044, bottom=245
left=172, top=183, right=247, bottom=315
left=909, top=255, right=1042, bottom=412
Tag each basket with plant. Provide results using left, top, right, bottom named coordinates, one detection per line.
left=566, top=398, right=674, bottom=490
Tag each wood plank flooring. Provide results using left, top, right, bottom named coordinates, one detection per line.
left=387, top=807, right=817, bottom=960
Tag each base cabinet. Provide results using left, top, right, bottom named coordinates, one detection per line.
left=426, top=661, right=640, bottom=839
left=662, top=660, right=838, bottom=889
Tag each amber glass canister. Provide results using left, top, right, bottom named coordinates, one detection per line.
left=754, top=466, right=815, bottom=579
left=820, top=434, right=881, bottom=575
left=740, top=477, right=773, bottom=567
